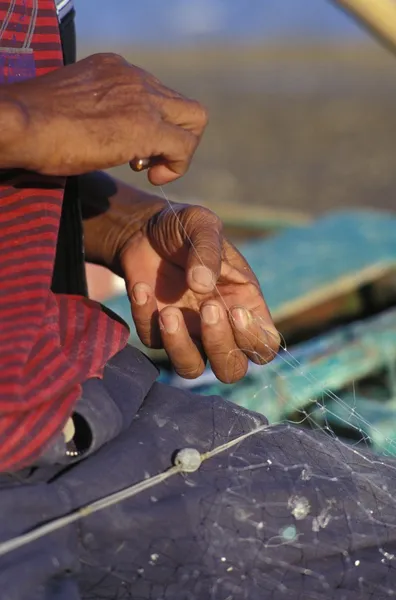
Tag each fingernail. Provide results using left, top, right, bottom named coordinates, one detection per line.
left=133, top=283, right=149, bottom=306
left=160, top=313, right=179, bottom=334
left=265, top=327, right=281, bottom=348
left=232, top=307, right=250, bottom=329
left=201, top=304, right=220, bottom=325
left=192, top=266, right=214, bottom=289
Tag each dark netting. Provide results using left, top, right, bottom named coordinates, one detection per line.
left=2, top=214, right=396, bottom=600
left=75, top=395, right=396, bottom=600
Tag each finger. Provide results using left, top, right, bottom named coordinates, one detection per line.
left=159, top=307, right=206, bottom=379
left=148, top=77, right=186, bottom=103
left=155, top=95, right=209, bottom=138
left=129, top=283, right=162, bottom=349
left=184, top=209, right=223, bottom=294
left=219, top=243, right=278, bottom=333
left=142, top=121, right=199, bottom=186
left=147, top=164, right=183, bottom=185
left=200, top=301, right=248, bottom=383
left=230, top=306, right=281, bottom=365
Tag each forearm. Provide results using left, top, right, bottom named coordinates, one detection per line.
left=0, top=97, right=29, bottom=169
left=80, top=171, right=167, bottom=270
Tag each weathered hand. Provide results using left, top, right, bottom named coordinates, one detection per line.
left=119, top=204, right=280, bottom=382
left=3, top=53, right=207, bottom=182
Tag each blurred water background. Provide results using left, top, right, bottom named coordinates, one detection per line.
left=76, top=1, right=396, bottom=215
left=76, top=0, right=364, bottom=45
left=73, top=3, right=396, bottom=459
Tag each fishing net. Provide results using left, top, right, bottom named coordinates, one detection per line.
left=73, top=319, right=396, bottom=600
left=3, top=207, right=396, bottom=599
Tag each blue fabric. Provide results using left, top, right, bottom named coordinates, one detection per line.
left=1, top=345, right=396, bottom=599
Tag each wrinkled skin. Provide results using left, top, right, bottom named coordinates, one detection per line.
left=1, top=47, right=278, bottom=382
left=0, top=53, right=207, bottom=183
left=118, top=204, right=280, bottom=383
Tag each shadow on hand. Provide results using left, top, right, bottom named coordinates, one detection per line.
left=153, top=254, right=191, bottom=305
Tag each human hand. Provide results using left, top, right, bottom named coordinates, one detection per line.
left=4, top=53, right=207, bottom=183
left=119, top=204, right=280, bottom=383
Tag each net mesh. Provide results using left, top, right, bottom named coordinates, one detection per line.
left=71, top=325, right=396, bottom=598
left=1, top=1, right=396, bottom=596
left=76, top=386, right=396, bottom=599
left=3, top=194, right=396, bottom=598
left=2, top=311, right=396, bottom=598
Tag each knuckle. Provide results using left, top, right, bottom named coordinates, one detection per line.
left=184, top=205, right=222, bottom=230
left=253, top=330, right=280, bottom=364
left=136, top=328, right=151, bottom=346
left=209, top=344, right=231, bottom=360
left=219, top=354, right=248, bottom=383
left=105, top=52, right=124, bottom=63
left=191, top=100, right=209, bottom=129
left=148, top=73, right=163, bottom=87
left=91, top=52, right=124, bottom=66
left=137, top=323, right=161, bottom=349
left=176, top=361, right=205, bottom=380
left=136, top=324, right=151, bottom=341
left=184, top=131, right=199, bottom=158
left=131, top=64, right=151, bottom=81
left=134, top=315, right=151, bottom=335
left=218, top=341, right=232, bottom=357
left=198, top=103, right=209, bottom=127
left=173, top=134, right=197, bottom=174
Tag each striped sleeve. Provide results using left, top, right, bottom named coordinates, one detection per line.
left=0, top=181, right=128, bottom=471
left=0, top=1, right=129, bottom=471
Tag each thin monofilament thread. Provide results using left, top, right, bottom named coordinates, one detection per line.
left=159, top=187, right=243, bottom=324
left=201, top=423, right=268, bottom=460
left=158, top=188, right=396, bottom=454
left=1, top=189, right=394, bottom=560
left=0, top=423, right=269, bottom=558
left=0, top=189, right=301, bottom=558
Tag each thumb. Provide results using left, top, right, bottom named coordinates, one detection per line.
left=185, top=211, right=223, bottom=293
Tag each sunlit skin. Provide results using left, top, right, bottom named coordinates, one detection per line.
left=119, top=204, right=280, bottom=383
left=1, top=51, right=280, bottom=385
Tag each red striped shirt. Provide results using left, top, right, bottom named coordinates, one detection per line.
left=0, top=0, right=129, bottom=471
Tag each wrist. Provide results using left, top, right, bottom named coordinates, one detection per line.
left=81, top=172, right=167, bottom=272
